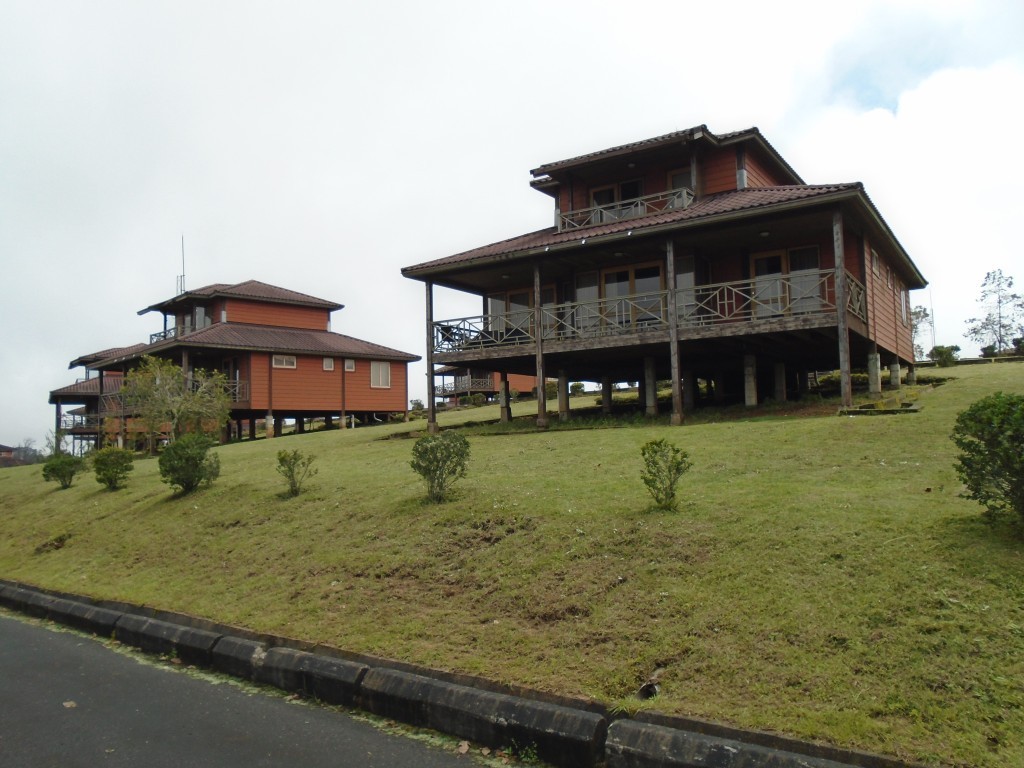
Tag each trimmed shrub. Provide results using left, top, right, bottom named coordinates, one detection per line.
left=159, top=433, right=220, bottom=494
left=951, top=392, right=1024, bottom=523
left=640, top=439, right=693, bottom=510
left=410, top=430, right=470, bottom=503
left=42, top=454, right=86, bottom=489
left=276, top=449, right=318, bottom=497
left=92, top=447, right=135, bottom=490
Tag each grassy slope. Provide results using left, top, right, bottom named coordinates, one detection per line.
left=2, top=364, right=1022, bottom=767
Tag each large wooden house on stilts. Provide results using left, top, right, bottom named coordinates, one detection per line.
left=402, top=125, right=926, bottom=431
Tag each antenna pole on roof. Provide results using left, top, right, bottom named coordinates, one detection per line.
left=176, top=234, right=186, bottom=295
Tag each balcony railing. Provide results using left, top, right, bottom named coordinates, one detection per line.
left=433, top=270, right=866, bottom=354
left=97, top=379, right=251, bottom=415
left=150, top=327, right=181, bottom=344
left=434, top=377, right=495, bottom=396
left=558, top=188, right=694, bottom=231
left=60, top=414, right=103, bottom=431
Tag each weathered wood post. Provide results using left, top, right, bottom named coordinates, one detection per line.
left=666, top=238, right=684, bottom=425
left=534, top=264, right=548, bottom=428
left=425, top=281, right=439, bottom=434
left=833, top=211, right=853, bottom=408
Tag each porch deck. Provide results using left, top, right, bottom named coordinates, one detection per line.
left=432, top=270, right=866, bottom=359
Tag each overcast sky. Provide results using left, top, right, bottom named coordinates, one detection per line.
left=2, top=0, right=1022, bottom=450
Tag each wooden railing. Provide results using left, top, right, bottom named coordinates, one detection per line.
left=433, top=270, right=866, bottom=354
left=558, top=188, right=694, bottom=231
left=97, top=379, right=251, bottom=415
left=150, top=327, right=181, bottom=343
left=434, top=377, right=494, bottom=396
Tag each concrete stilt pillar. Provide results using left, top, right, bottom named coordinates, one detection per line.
left=889, top=360, right=901, bottom=389
left=601, top=377, right=613, bottom=414
left=499, top=373, right=511, bottom=423
left=557, top=370, right=570, bottom=422
left=797, top=370, right=809, bottom=397
left=713, top=369, right=726, bottom=403
left=682, top=369, right=696, bottom=412
left=744, top=355, right=757, bottom=407
left=868, top=353, right=882, bottom=395
left=644, top=357, right=658, bottom=416
left=774, top=362, right=787, bottom=402
left=907, top=365, right=917, bottom=385
left=266, top=411, right=274, bottom=438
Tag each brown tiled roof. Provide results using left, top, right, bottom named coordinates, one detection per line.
left=404, top=184, right=863, bottom=275
left=140, top=280, right=343, bottom=315
left=49, top=373, right=124, bottom=401
left=69, top=344, right=148, bottom=369
left=96, top=324, right=419, bottom=367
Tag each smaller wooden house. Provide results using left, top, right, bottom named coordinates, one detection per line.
left=50, top=280, right=419, bottom=447
left=433, top=366, right=538, bottom=406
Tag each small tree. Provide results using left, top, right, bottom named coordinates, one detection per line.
left=910, top=305, right=933, bottom=361
left=640, top=439, right=693, bottom=511
left=570, top=382, right=586, bottom=397
left=951, top=392, right=1024, bottom=523
left=92, top=447, right=135, bottom=490
left=158, top=433, right=220, bottom=494
left=928, top=345, right=960, bottom=367
left=276, top=449, right=318, bottom=497
left=965, top=269, right=1024, bottom=355
left=42, top=454, right=86, bottom=489
left=410, top=430, right=470, bottom=503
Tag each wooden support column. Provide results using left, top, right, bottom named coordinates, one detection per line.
left=534, top=264, right=548, bottom=428
left=248, top=419, right=256, bottom=440
left=601, top=377, right=613, bottom=414
left=425, top=281, right=439, bottom=434
left=666, top=238, right=684, bottom=425
left=833, top=211, right=853, bottom=408
left=744, top=354, right=758, bottom=407
left=644, top=357, right=657, bottom=416
left=557, top=370, right=570, bottom=421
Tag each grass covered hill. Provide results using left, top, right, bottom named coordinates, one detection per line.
left=2, top=364, right=1022, bottom=767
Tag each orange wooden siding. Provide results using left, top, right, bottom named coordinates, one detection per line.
left=701, top=148, right=738, bottom=195
left=248, top=353, right=408, bottom=413
left=863, top=240, right=914, bottom=361
left=226, top=299, right=328, bottom=331
left=745, top=150, right=784, bottom=188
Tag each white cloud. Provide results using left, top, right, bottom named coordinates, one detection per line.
left=2, top=0, right=1022, bottom=449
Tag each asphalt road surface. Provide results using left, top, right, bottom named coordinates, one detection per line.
left=0, top=612, right=491, bottom=767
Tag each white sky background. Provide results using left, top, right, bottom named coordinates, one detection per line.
left=1, top=0, right=1022, bottom=449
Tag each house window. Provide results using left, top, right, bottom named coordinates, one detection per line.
left=323, top=357, right=334, bottom=371
left=591, top=180, right=643, bottom=222
left=371, top=361, right=391, bottom=388
left=871, top=249, right=880, bottom=278
left=601, top=262, right=664, bottom=326
left=273, top=355, right=297, bottom=369
left=900, top=286, right=908, bottom=325
left=344, top=359, right=356, bottom=372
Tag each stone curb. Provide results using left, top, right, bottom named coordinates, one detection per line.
left=360, top=667, right=606, bottom=768
left=0, top=580, right=926, bottom=768
left=607, top=720, right=856, bottom=768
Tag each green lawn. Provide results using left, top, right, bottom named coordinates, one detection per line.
left=2, top=363, right=1022, bottom=766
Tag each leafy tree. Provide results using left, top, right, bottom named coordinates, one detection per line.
left=570, top=382, right=586, bottom=397
left=42, top=454, right=86, bottom=489
left=640, top=439, right=693, bottom=510
left=276, top=449, right=318, bottom=497
left=951, top=392, right=1024, bottom=523
left=410, top=430, right=470, bottom=503
left=910, top=305, right=932, bottom=361
left=124, top=356, right=232, bottom=449
left=91, top=447, right=134, bottom=490
left=158, top=433, right=220, bottom=494
left=928, top=345, right=960, bottom=367
left=965, top=270, right=1024, bottom=355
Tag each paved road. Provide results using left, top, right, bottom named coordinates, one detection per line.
left=0, top=612, right=488, bottom=767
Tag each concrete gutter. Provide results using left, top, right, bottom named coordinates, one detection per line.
left=0, top=579, right=925, bottom=768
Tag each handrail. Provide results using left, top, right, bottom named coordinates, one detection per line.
left=433, top=269, right=860, bottom=354
left=558, top=188, right=694, bottom=231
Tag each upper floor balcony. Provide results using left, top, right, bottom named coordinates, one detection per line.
left=432, top=269, right=866, bottom=356
left=98, top=378, right=251, bottom=415
left=557, top=187, right=694, bottom=232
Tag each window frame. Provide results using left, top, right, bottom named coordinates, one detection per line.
left=323, top=357, right=335, bottom=371
left=344, top=359, right=356, bottom=372
left=370, top=360, right=391, bottom=389
left=272, top=354, right=297, bottom=369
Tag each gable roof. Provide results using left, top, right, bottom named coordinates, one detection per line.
left=530, top=125, right=804, bottom=187
left=139, top=280, right=343, bottom=316
left=90, top=323, right=419, bottom=370
left=69, top=344, right=148, bottom=369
